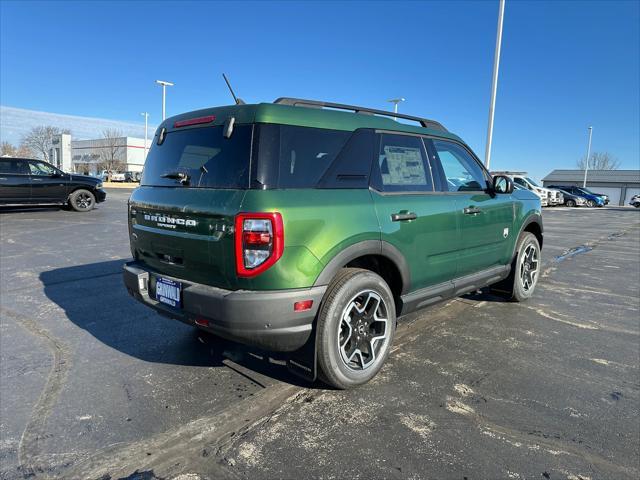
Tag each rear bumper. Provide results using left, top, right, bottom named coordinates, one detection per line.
left=123, top=261, right=326, bottom=352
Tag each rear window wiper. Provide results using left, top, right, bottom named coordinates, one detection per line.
left=161, top=171, right=190, bottom=185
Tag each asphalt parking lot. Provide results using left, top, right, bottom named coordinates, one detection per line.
left=1, top=190, right=638, bottom=480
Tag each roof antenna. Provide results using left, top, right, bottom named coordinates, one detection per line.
left=222, top=73, right=245, bottom=105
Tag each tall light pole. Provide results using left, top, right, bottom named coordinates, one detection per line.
left=155, top=80, right=174, bottom=120
left=583, top=126, right=593, bottom=188
left=140, top=112, right=149, bottom=158
left=484, top=0, right=506, bottom=169
left=387, top=98, right=405, bottom=121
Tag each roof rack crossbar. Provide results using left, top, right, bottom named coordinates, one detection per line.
left=273, top=97, right=446, bottom=131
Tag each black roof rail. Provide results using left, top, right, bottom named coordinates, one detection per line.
left=273, top=97, right=447, bottom=131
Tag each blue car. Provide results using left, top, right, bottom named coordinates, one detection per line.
left=548, top=185, right=605, bottom=208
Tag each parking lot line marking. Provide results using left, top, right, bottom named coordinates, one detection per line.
left=521, top=305, right=600, bottom=330
left=538, top=281, right=633, bottom=300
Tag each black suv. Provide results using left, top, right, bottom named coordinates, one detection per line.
left=0, top=157, right=106, bottom=212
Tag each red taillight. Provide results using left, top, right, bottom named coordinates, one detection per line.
left=174, top=115, right=216, bottom=128
left=235, top=212, right=284, bottom=278
left=294, top=300, right=313, bottom=312
left=243, top=231, right=271, bottom=245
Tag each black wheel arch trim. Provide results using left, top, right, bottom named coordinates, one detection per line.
left=515, top=213, right=543, bottom=255
left=313, top=240, right=411, bottom=294
left=67, top=186, right=97, bottom=200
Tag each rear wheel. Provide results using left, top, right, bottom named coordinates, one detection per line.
left=316, top=268, right=396, bottom=389
left=69, top=189, right=95, bottom=212
left=565, top=199, right=576, bottom=207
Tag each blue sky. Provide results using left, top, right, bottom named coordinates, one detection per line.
left=1, top=0, right=638, bottom=179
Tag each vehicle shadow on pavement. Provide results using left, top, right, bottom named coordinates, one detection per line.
left=0, top=206, right=67, bottom=214
left=40, top=259, right=311, bottom=387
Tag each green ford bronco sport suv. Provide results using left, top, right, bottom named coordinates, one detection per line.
left=123, top=98, right=542, bottom=389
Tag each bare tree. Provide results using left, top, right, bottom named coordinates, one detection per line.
left=16, top=144, right=34, bottom=157
left=576, top=151, right=620, bottom=170
left=1, top=142, right=34, bottom=157
left=97, top=129, right=125, bottom=180
left=1, top=142, right=17, bottom=156
left=20, top=126, right=70, bottom=161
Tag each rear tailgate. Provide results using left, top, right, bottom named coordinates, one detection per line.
left=128, top=119, right=254, bottom=290
left=129, top=187, right=245, bottom=289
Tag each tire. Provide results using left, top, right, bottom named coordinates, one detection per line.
left=316, top=268, right=396, bottom=389
left=565, top=199, right=576, bottom=207
left=586, top=199, right=596, bottom=208
left=492, top=232, right=541, bottom=302
left=68, top=189, right=96, bottom=212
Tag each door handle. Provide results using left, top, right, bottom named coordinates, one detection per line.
left=391, top=212, right=418, bottom=222
left=463, top=206, right=481, bottom=215
left=32, top=178, right=43, bottom=181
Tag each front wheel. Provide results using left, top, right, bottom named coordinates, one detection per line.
left=492, top=232, right=541, bottom=302
left=586, top=199, right=596, bottom=208
left=316, top=268, right=396, bottom=389
left=69, top=189, right=95, bottom=212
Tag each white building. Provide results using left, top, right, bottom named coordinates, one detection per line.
left=49, top=133, right=72, bottom=171
left=51, top=133, right=150, bottom=175
left=71, top=136, right=150, bottom=176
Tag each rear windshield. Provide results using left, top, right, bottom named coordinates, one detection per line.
left=141, top=125, right=252, bottom=188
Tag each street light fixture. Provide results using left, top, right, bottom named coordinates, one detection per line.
left=155, top=80, right=174, bottom=120
left=387, top=98, right=405, bottom=121
left=140, top=112, right=149, bottom=158
left=583, top=126, right=593, bottom=188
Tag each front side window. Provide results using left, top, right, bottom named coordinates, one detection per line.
left=0, top=159, right=29, bottom=174
left=431, top=139, right=486, bottom=192
left=371, top=133, right=433, bottom=192
left=526, top=177, right=541, bottom=187
left=29, top=162, right=56, bottom=176
left=513, top=177, right=529, bottom=188
left=141, top=125, right=252, bottom=188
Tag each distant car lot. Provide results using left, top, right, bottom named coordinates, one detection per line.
left=0, top=189, right=638, bottom=479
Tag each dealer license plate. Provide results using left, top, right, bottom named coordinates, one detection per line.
left=156, top=277, right=182, bottom=308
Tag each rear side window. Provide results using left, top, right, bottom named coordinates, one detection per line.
left=0, top=159, right=29, bottom=174
left=430, top=139, right=487, bottom=192
left=254, top=125, right=351, bottom=188
left=371, top=133, right=434, bottom=192
left=141, top=125, right=252, bottom=188
left=318, top=129, right=374, bottom=189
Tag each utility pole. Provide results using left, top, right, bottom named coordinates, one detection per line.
left=484, top=0, right=506, bottom=169
left=387, top=98, right=405, bottom=121
left=583, top=126, right=593, bottom=188
left=140, top=112, right=149, bottom=158
left=155, top=80, right=174, bottom=120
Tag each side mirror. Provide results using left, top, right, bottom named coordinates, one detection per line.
left=51, top=171, right=62, bottom=178
left=492, top=175, right=513, bottom=194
